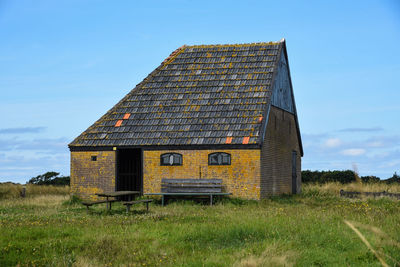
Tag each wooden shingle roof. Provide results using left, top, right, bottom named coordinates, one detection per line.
left=69, top=41, right=285, bottom=148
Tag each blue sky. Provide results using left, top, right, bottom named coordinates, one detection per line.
left=1, top=0, right=399, bottom=183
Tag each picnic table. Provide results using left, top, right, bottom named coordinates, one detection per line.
left=82, top=191, right=154, bottom=213
left=95, top=191, right=140, bottom=210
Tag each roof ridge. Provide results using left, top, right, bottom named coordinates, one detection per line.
left=186, top=41, right=282, bottom=49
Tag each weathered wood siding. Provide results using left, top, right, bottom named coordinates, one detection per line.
left=271, top=49, right=294, bottom=114
left=259, top=48, right=301, bottom=197
left=260, top=106, right=301, bottom=197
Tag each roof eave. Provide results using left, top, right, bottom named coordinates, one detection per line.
left=69, top=143, right=262, bottom=152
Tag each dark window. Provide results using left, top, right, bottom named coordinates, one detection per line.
left=91, top=156, right=97, bottom=161
left=208, top=152, right=231, bottom=165
left=160, top=153, right=182, bottom=166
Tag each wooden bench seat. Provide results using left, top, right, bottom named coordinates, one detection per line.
left=145, top=179, right=231, bottom=206
left=122, top=199, right=153, bottom=213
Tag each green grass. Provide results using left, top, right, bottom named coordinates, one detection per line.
left=0, top=184, right=399, bottom=266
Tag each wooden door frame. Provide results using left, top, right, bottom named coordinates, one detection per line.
left=115, top=148, right=143, bottom=194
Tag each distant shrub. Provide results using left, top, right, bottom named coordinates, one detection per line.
left=303, top=170, right=400, bottom=185
left=386, top=172, right=400, bottom=184
left=361, top=175, right=381, bottom=183
left=302, top=170, right=357, bottom=184
left=27, top=171, right=70, bottom=186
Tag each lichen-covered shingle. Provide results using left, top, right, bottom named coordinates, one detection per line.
left=69, top=42, right=283, bottom=147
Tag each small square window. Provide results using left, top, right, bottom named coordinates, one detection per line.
left=91, top=156, right=97, bottom=161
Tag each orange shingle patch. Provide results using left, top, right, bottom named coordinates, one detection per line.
left=115, top=120, right=123, bottom=127
left=225, top=136, right=232, bottom=144
left=123, top=113, right=131, bottom=120
left=242, top=136, right=250, bottom=144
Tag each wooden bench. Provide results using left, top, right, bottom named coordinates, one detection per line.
left=122, top=199, right=153, bottom=213
left=81, top=199, right=117, bottom=213
left=145, top=179, right=231, bottom=206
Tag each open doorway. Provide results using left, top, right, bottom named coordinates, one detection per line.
left=116, top=149, right=142, bottom=198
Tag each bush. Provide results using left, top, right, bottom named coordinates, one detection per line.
left=302, top=170, right=357, bottom=184
left=386, top=172, right=400, bottom=184
left=303, top=170, right=400, bottom=185
left=27, top=172, right=70, bottom=186
left=360, top=175, right=380, bottom=183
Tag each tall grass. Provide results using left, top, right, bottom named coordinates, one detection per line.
left=1, top=182, right=399, bottom=266
left=0, top=183, right=69, bottom=199
left=303, top=181, right=400, bottom=196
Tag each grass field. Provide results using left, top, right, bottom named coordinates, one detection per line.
left=0, top=183, right=399, bottom=266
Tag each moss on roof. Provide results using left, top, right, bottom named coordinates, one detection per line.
left=70, top=41, right=284, bottom=147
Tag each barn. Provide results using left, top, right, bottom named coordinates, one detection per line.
left=68, top=39, right=303, bottom=200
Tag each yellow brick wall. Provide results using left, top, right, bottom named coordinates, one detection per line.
left=70, top=151, right=116, bottom=200
left=143, top=149, right=261, bottom=199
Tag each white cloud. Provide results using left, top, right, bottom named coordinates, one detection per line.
left=0, top=136, right=70, bottom=183
left=0, top=137, right=69, bottom=153
left=365, top=135, right=400, bottom=148
left=0, top=153, right=70, bottom=183
left=367, top=141, right=384, bottom=148
left=0, top=127, right=46, bottom=134
left=323, top=138, right=342, bottom=148
left=338, top=127, right=383, bottom=132
left=379, top=159, right=400, bottom=168
left=341, top=148, right=366, bottom=156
